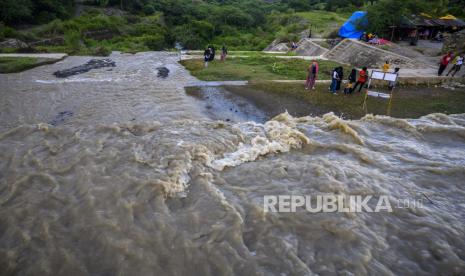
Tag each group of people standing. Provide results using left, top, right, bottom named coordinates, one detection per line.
left=204, top=45, right=228, bottom=67
left=305, top=60, right=369, bottom=95
left=329, top=66, right=346, bottom=94
left=438, top=51, right=464, bottom=77
left=331, top=67, right=368, bottom=95
left=306, top=60, right=401, bottom=94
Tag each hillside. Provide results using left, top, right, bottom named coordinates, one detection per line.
left=0, top=4, right=349, bottom=55
left=1, top=0, right=464, bottom=54
left=295, top=11, right=351, bottom=37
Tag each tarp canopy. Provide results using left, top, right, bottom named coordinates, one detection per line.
left=399, top=14, right=465, bottom=28
left=339, top=11, right=368, bottom=39
left=440, top=15, right=457, bottom=20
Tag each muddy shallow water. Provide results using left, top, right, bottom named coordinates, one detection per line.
left=187, top=84, right=465, bottom=122
left=1, top=52, right=465, bottom=275
left=187, top=85, right=327, bottom=122
left=0, top=52, right=204, bottom=131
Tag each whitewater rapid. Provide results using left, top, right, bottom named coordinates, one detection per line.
left=0, top=52, right=464, bottom=275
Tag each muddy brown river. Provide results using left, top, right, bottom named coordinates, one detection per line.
left=1, top=52, right=465, bottom=275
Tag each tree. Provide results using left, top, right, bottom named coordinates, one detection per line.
left=0, top=0, right=73, bottom=24
left=366, top=0, right=408, bottom=33
left=0, top=0, right=32, bottom=24
left=365, top=0, right=461, bottom=34
left=288, top=0, right=311, bottom=11
left=215, top=6, right=253, bottom=29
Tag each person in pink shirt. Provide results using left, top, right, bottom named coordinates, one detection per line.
left=305, top=60, right=319, bottom=90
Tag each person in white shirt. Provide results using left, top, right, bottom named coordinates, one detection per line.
left=330, top=68, right=340, bottom=94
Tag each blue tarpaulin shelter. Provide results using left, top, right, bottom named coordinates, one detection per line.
left=339, top=11, right=368, bottom=38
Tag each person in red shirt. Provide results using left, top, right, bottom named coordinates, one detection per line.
left=438, top=52, right=453, bottom=76
left=352, top=67, right=368, bottom=93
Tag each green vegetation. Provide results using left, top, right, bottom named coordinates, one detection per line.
left=0, top=0, right=73, bottom=25
left=0, top=0, right=464, bottom=55
left=180, top=57, right=351, bottom=81
left=184, top=51, right=298, bottom=57
left=0, top=0, right=364, bottom=54
left=295, top=11, right=351, bottom=37
left=367, top=0, right=465, bottom=34
left=245, top=82, right=465, bottom=119
left=0, top=57, right=38, bottom=73
left=5, top=13, right=167, bottom=55
left=1, top=1, right=283, bottom=53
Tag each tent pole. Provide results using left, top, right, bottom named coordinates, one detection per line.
left=387, top=88, right=394, bottom=116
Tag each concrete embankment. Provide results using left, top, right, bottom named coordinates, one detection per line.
left=323, top=39, right=433, bottom=69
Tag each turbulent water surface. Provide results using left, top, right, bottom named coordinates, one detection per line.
left=1, top=52, right=465, bottom=275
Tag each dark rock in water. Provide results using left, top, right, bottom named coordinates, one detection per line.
left=157, top=66, right=169, bottom=78
left=49, top=111, right=73, bottom=126
left=53, top=59, right=116, bottom=78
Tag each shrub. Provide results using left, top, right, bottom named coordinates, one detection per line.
left=326, top=29, right=339, bottom=39
left=0, top=0, right=33, bottom=24
left=62, top=21, right=80, bottom=32
left=172, top=24, right=207, bottom=49
left=64, top=30, right=81, bottom=52
left=192, top=20, right=214, bottom=40
left=143, top=5, right=155, bottom=15
left=97, top=0, right=109, bottom=7
left=277, top=30, right=299, bottom=43
left=90, top=45, right=111, bottom=56
left=36, top=11, right=57, bottom=24
left=141, top=34, right=165, bottom=50
left=0, top=23, right=18, bottom=39
left=33, top=19, right=64, bottom=36
left=285, top=23, right=302, bottom=34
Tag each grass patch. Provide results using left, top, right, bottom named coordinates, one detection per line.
left=180, top=57, right=352, bottom=81
left=228, top=51, right=297, bottom=57
left=0, top=57, right=39, bottom=73
left=312, top=40, right=331, bottom=49
left=295, top=11, right=350, bottom=37
left=246, top=82, right=465, bottom=119
left=184, top=51, right=297, bottom=57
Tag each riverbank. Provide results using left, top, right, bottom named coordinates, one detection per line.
left=0, top=53, right=67, bottom=73
left=180, top=55, right=465, bottom=84
left=187, top=82, right=465, bottom=120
